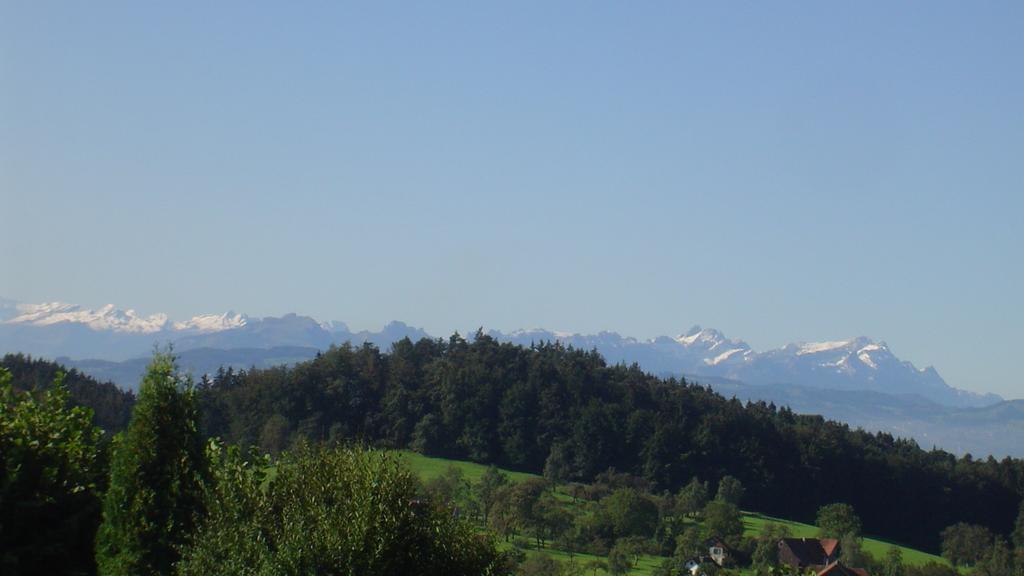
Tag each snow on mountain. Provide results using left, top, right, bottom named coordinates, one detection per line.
left=7, top=302, right=171, bottom=333
left=4, top=302, right=255, bottom=335
left=172, top=312, right=248, bottom=333
left=0, top=298, right=1002, bottom=409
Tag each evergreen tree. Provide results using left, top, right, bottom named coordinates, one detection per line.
left=95, top=353, right=209, bottom=576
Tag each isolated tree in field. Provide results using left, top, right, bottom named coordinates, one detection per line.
left=715, top=475, right=745, bottom=506
left=95, top=353, right=209, bottom=576
left=0, top=368, right=105, bottom=575
left=940, top=523, right=995, bottom=567
left=817, top=503, right=862, bottom=539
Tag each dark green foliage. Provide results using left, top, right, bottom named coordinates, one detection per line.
left=0, top=368, right=105, bottom=575
left=752, top=522, right=791, bottom=574
left=191, top=335, right=1023, bottom=551
left=716, top=475, right=745, bottom=506
left=2, top=353, right=135, bottom=434
left=974, top=538, right=1013, bottom=576
left=674, top=525, right=704, bottom=561
left=702, top=500, right=744, bottom=545
left=607, top=541, right=633, bottom=576
left=1013, top=500, right=1024, bottom=550
left=882, top=548, right=905, bottom=576
left=591, top=488, right=660, bottom=541
left=95, top=353, right=209, bottom=576
left=677, top=477, right=711, bottom=518
left=177, top=444, right=505, bottom=576
left=940, top=522, right=995, bottom=567
left=817, top=503, right=863, bottom=539
left=476, top=465, right=510, bottom=523
left=904, top=562, right=958, bottom=576
left=517, top=554, right=563, bottom=576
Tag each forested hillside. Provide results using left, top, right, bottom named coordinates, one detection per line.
left=185, top=333, right=1022, bottom=552
left=1, top=353, right=135, bottom=433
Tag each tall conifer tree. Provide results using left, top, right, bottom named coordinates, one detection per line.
left=95, top=353, right=209, bottom=575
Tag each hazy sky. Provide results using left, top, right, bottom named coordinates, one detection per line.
left=2, top=3, right=1022, bottom=399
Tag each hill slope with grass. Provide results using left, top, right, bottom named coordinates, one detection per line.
left=400, top=451, right=949, bottom=575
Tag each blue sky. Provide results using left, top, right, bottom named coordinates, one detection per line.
left=2, top=2, right=1022, bottom=398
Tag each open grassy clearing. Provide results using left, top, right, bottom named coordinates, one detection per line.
left=395, top=449, right=540, bottom=484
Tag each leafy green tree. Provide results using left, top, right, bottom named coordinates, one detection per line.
left=840, top=531, right=870, bottom=568
left=882, top=547, right=905, bottom=576
left=544, top=442, right=574, bottom=485
left=675, top=525, right=704, bottom=562
left=702, top=500, right=743, bottom=545
left=817, top=503, right=862, bottom=539
left=677, top=477, right=710, bottom=518
left=476, top=465, right=510, bottom=523
left=608, top=540, right=633, bottom=575
left=716, top=475, right=745, bottom=506
left=1013, top=500, right=1024, bottom=550
left=752, top=522, right=792, bottom=575
left=177, top=444, right=505, bottom=575
left=530, top=492, right=573, bottom=549
left=95, top=353, right=210, bottom=576
left=508, top=478, right=551, bottom=545
left=258, top=413, right=291, bottom=454
left=0, top=368, right=105, bottom=575
left=941, top=523, right=995, bottom=567
left=974, top=538, right=1013, bottom=576
left=595, top=488, right=659, bottom=539
left=488, top=485, right=518, bottom=541
left=424, top=464, right=472, bottom=508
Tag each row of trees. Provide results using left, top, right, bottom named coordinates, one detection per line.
left=191, top=334, right=1023, bottom=551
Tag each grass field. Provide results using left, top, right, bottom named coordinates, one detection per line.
left=399, top=450, right=949, bottom=574
left=396, top=449, right=540, bottom=484
left=742, top=512, right=946, bottom=567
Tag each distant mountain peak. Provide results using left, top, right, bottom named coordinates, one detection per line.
left=6, top=301, right=171, bottom=334
left=172, top=312, right=248, bottom=333
left=0, top=297, right=1002, bottom=409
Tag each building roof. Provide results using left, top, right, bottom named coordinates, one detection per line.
left=817, top=561, right=869, bottom=576
left=821, top=539, right=840, bottom=557
left=780, top=538, right=832, bottom=566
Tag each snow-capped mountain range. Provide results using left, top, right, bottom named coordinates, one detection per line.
left=0, top=299, right=1001, bottom=410
left=2, top=301, right=248, bottom=334
left=5, top=298, right=1020, bottom=457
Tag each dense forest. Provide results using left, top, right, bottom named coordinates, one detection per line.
left=2, top=353, right=135, bottom=433
left=4, top=335, right=1023, bottom=553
